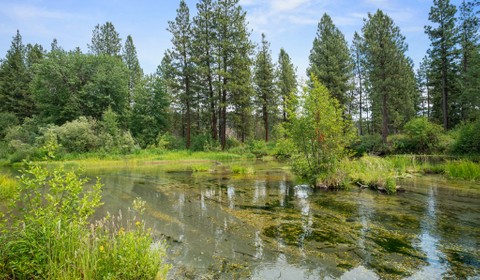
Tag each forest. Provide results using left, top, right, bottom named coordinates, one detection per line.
left=0, top=0, right=480, bottom=279
left=0, top=0, right=479, bottom=161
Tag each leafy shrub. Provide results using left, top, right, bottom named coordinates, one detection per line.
left=54, top=117, right=100, bottom=153
left=273, top=138, right=295, bottom=160
left=352, top=134, right=386, bottom=156
left=452, top=119, right=480, bottom=155
left=248, top=140, right=268, bottom=159
left=399, top=117, right=444, bottom=154
left=190, top=134, right=219, bottom=152
left=157, top=132, right=184, bottom=150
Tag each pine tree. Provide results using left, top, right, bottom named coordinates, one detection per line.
left=88, top=22, right=122, bottom=56
left=167, top=0, right=195, bottom=148
left=458, top=0, right=480, bottom=121
left=254, top=33, right=276, bottom=142
left=0, top=30, right=33, bottom=120
left=214, top=0, right=254, bottom=147
left=192, top=0, right=218, bottom=141
left=425, top=0, right=458, bottom=129
left=308, top=13, right=353, bottom=108
left=362, top=10, right=418, bottom=143
left=351, top=32, right=367, bottom=135
left=122, top=35, right=143, bottom=106
left=276, top=48, right=297, bottom=124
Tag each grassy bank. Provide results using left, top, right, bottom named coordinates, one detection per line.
left=0, top=162, right=171, bottom=279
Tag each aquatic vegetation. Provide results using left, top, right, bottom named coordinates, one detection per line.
left=230, top=165, right=255, bottom=175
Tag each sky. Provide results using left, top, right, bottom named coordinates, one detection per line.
left=0, top=0, right=464, bottom=80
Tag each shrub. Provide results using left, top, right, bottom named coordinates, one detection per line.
left=351, top=134, right=386, bottom=156
left=400, top=117, right=444, bottom=154
left=191, top=134, right=219, bottom=152
left=55, top=117, right=100, bottom=153
left=452, top=119, right=480, bottom=155
left=248, top=140, right=268, bottom=159
left=273, top=138, right=295, bottom=160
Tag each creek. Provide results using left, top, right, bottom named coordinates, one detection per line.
left=44, top=161, right=480, bottom=278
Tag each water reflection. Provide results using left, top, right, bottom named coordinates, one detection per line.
left=88, top=166, right=480, bottom=279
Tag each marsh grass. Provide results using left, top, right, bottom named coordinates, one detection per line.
left=444, top=160, right=480, bottom=181
left=230, top=165, right=255, bottom=175
left=0, top=173, right=17, bottom=199
left=0, top=162, right=170, bottom=279
left=344, top=156, right=397, bottom=194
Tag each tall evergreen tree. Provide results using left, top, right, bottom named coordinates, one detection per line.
left=362, top=10, right=418, bottom=143
left=192, top=0, right=218, bottom=141
left=88, top=22, right=122, bottom=56
left=167, top=0, right=195, bottom=148
left=0, top=30, right=33, bottom=120
left=122, top=35, right=143, bottom=106
left=351, top=32, right=367, bottom=135
left=425, top=0, right=458, bottom=129
left=254, top=33, right=276, bottom=142
left=417, top=56, right=433, bottom=119
left=276, top=48, right=297, bottom=124
left=458, top=0, right=480, bottom=120
left=130, top=71, right=170, bottom=147
left=214, top=0, right=254, bottom=147
left=308, top=13, right=353, bottom=108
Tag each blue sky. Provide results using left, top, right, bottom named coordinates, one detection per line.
left=0, top=0, right=463, bottom=80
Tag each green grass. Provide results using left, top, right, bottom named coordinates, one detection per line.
left=0, top=173, right=17, bottom=199
left=444, top=160, right=480, bottom=181
left=230, top=165, right=255, bottom=175
left=344, top=156, right=398, bottom=194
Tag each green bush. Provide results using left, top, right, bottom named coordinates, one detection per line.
left=351, top=134, right=386, bottom=156
left=54, top=117, right=100, bottom=153
left=273, top=138, right=295, bottom=159
left=248, top=140, right=268, bottom=158
left=400, top=117, right=444, bottom=154
left=190, top=134, right=219, bottom=152
left=452, top=119, right=480, bottom=155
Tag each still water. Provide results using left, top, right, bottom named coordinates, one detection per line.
left=87, top=162, right=479, bottom=279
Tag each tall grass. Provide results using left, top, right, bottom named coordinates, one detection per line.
left=444, top=160, right=480, bottom=181
left=0, top=162, right=170, bottom=279
left=344, top=156, right=397, bottom=194
left=0, top=173, right=17, bottom=199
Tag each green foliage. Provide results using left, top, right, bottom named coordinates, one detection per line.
left=362, top=10, right=418, bottom=142
left=273, top=138, right=295, bottom=160
left=390, top=117, right=444, bottom=154
left=308, top=13, right=353, bottom=106
left=351, top=134, right=386, bottom=156
left=277, top=48, right=298, bottom=123
left=254, top=33, right=277, bottom=142
left=0, top=161, right=170, bottom=279
left=88, top=21, right=122, bottom=56
left=288, top=76, right=355, bottom=185
left=0, top=112, right=19, bottom=139
left=190, top=134, right=220, bottom=152
left=452, top=118, right=480, bottom=155
left=248, top=140, right=268, bottom=159
left=444, top=160, right=480, bottom=181
left=0, top=173, right=18, bottom=200
left=344, top=156, right=397, bottom=194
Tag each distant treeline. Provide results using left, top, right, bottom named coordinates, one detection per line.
left=0, top=0, right=478, bottom=160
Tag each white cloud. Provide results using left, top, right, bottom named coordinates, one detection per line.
left=0, top=3, right=77, bottom=20
left=270, top=0, right=311, bottom=11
